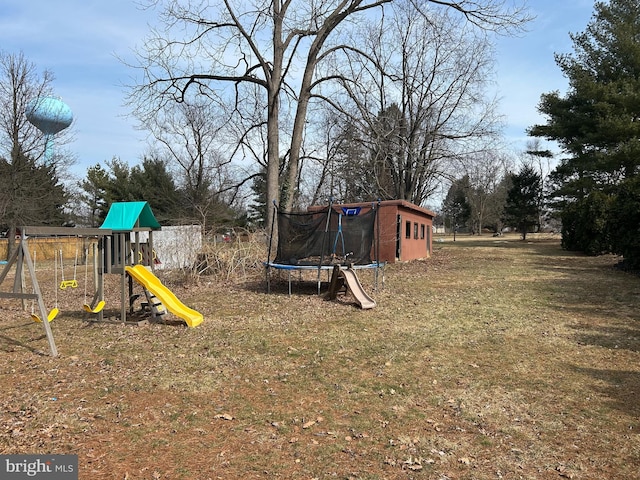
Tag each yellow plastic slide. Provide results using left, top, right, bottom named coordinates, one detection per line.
left=125, top=265, right=204, bottom=327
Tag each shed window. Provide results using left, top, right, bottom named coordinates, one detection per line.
left=420, top=224, right=425, bottom=239
left=405, top=220, right=411, bottom=239
left=414, top=223, right=419, bottom=239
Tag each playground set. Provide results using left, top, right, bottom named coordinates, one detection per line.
left=265, top=200, right=383, bottom=309
left=0, top=202, right=204, bottom=357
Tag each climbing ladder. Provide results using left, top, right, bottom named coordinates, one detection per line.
left=142, top=288, right=167, bottom=320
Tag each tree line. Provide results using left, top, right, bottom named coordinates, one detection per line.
left=441, top=0, right=640, bottom=270
left=440, top=151, right=546, bottom=240
left=1, top=1, right=529, bottom=250
left=3, top=0, right=639, bottom=269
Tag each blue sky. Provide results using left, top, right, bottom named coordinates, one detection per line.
left=0, top=0, right=595, bottom=180
left=495, top=0, right=595, bottom=151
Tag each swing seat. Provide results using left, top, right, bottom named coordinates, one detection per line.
left=83, top=300, right=105, bottom=314
left=60, top=279, right=78, bottom=289
left=31, top=308, right=59, bottom=323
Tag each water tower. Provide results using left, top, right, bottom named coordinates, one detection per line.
left=26, top=96, right=73, bottom=162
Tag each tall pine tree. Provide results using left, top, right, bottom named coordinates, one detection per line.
left=529, top=0, right=640, bottom=262
left=503, top=165, right=542, bottom=240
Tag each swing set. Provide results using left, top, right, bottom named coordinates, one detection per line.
left=0, top=226, right=112, bottom=356
left=1, top=202, right=200, bottom=357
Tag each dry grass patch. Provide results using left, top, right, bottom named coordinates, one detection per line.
left=1, top=233, right=639, bottom=479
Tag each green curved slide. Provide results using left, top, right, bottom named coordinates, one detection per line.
left=125, top=264, right=204, bottom=327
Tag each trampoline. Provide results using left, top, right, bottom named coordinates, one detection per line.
left=265, top=201, right=384, bottom=295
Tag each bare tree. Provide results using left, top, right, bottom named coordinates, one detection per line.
left=524, top=138, right=554, bottom=189
left=145, top=99, right=245, bottom=230
left=0, top=52, right=49, bottom=159
left=130, top=0, right=390, bottom=230
left=459, top=150, right=512, bottom=234
left=129, top=0, right=529, bottom=236
left=522, top=137, right=554, bottom=229
left=0, top=51, right=72, bottom=257
left=302, top=110, right=370, bottom=204
left=314, top=3, right=504, bottom=206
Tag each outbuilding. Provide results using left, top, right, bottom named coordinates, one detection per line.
left=309, top=200, right=435, bottom=264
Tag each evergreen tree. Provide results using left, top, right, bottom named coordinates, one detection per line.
left=442, top=176, right=472, bottom=235
left=80, top=157, right=182, bottom=226
left=248, top=170, right=268, bottom=228
left=529, top=0, right=640, bottom=258
left=78, top=164, right=110, bottom=226
left=0, top=154, right=68, bottom=231
left=503, top=165, right=542, bottom=240
left=560, top=190, right=611, bottom=255
left=249, top=158, right=290, bottom=227
left=608, top=176, right=640, bottom=268
left=129, top=157, right=180, bottom=224
left=104, top=158, right=138, bottom=203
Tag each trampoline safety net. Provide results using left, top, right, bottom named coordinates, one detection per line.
left=273, top=206, right=377, bottom=266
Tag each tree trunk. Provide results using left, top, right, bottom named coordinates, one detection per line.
left=265, top=8, right=284, bottom=246
left=6, top=225, right=17, bottom=261
left=284, top=74, right=313, bottom=211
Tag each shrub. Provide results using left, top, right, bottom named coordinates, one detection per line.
left=561, top=191, right=611, bottom=255
left=608, top=177, right=640, bottom=268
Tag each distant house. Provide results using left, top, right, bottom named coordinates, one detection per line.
left=309, top=200, right=435, bottom=264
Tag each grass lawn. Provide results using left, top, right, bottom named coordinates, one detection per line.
left=1, top=234, right=639, bottom=479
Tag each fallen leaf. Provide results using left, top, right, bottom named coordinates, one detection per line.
left=214, top=413, right=234, bottom=421
left=556, top=465, right=574, bottom=479
left=403, top=456, right=423, bottom=471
